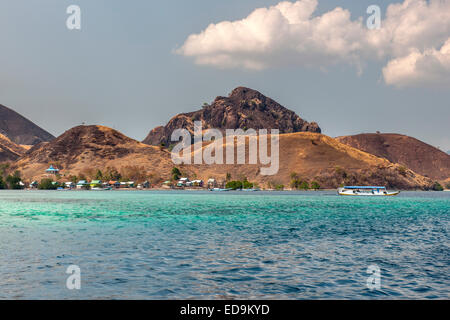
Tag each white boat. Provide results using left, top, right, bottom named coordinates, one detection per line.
left=210, top=188, right=232, bottom=192
left=338, top=186, right=400, bottom=196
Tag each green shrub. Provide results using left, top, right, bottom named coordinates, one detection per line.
left=95, top=169, right=103, bottom=180
left=432, top=182, right=444, bottom=191
left=0, top=176, right=5, bottom=189
left=310, top=181, right=321, bottom=190
left=6, top=171, right=23, bottom=189
left=0, top=163, right=10, bottom=176
left=226, top=181, right=243, bottom=190
left=290, top=178, right=303, bottom=189
left=171, top=167, right=181, bottom=181
left=291, top=178, right=309, bottom=190
left=38, top=179, right=58, bottom=190
left=242, top=179, right=253, bottom=189
left=299, top=181, right=309, bottom=190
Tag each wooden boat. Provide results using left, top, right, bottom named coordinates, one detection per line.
left=209, top=188, right=232, bottom=192
left=338, top=186, right=400, bottom=196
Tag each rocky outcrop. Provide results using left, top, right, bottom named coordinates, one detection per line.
left=0, top=133, right=26, bottom=162
left=337, top=133, right=450, bottom=181
left=0, top=104, right=55, bottom=145
left=143, top=87, right=321, bottom=146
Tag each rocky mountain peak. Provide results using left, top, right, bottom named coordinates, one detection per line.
left=143, top=87, right=321, bottom=146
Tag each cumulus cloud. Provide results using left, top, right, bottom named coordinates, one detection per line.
left=178, top=0, right=370, bottom=70
left=383, top=39, right=450, bottom=87
left=177, top=0, right=450, bottom=87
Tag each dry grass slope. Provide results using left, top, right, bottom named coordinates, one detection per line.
left=337, top=133, right=450, bottom=181
left=13, top=126, right=433, bottom=189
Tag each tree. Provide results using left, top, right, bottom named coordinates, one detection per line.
left=446, top=183, right=450, bottom=190
left=171, top=167, right=181, bottom=181
left=226, top=173, right=232, bottom=181
left=104, top=167, right=121, bottom=181
left=6, top=170, right=22, bottom=189
left=310, top=181, right=321, bottom=190
left=38, top=179, right=58, bottom=190
left=0, top=163, right=10, bottom=176
left=242, top=178, right=253, bottom=189
left=95, top=169, right=103, bottom=180
left=226, top=181, right=243, bottom=190
left=432, top=182, right=444, bottom=191
left=290, top=177, right=308, bottom=190
left=299, top=181, right=309, bottom=190
left=0, top=176, right=5, bottom=189
left=290, top=179, right=300, bottom=189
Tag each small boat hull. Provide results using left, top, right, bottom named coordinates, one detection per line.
left=338, top=187, right=400, bottom=196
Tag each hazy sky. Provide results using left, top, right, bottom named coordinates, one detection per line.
left=0, top=0, right=449, bottom=150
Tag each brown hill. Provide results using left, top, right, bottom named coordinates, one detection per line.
left=186, top=132, right=433, bottom=190
left=15, top=125, right=174, bottom=182
left=14, top=126, right=433, bottom=189
left=336, top=133, right=450, bottom=181
left=0, top=104, right=55, bottom=145
left=143, top=87, right=321, bottom=146
left=0, top=133, right=26, bottom=162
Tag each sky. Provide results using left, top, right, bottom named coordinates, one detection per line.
left=0, top=0, right=449, bottom=151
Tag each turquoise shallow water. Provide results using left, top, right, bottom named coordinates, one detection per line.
left=0, top=190, right=448, bottom=299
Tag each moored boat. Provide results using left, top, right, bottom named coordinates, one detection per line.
left=338, top=186, right=400, bottom=196
left=209, top=188, right=232, bottom=192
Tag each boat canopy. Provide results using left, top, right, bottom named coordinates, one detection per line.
left=343, top=186, right=386, bottom=189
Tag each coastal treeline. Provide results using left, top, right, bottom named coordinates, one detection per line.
left=0, top=162, right=448, bottom=191
left=0, top=164, right=24, bottom=189
left=289, top=172, right=321, bottom=190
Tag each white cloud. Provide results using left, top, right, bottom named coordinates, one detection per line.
left=177, top=0, right=450, bottom=87
left=178, top=0, right=370, bottom=70
left=383, top=38, right=450, bottom=87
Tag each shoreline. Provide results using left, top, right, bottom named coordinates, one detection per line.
left=10, top=188, right=449, bottom=192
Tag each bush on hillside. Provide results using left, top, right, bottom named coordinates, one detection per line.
left=432, top=182, right=444, bottom=191
left=38, top=179, right=58, bottom=190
